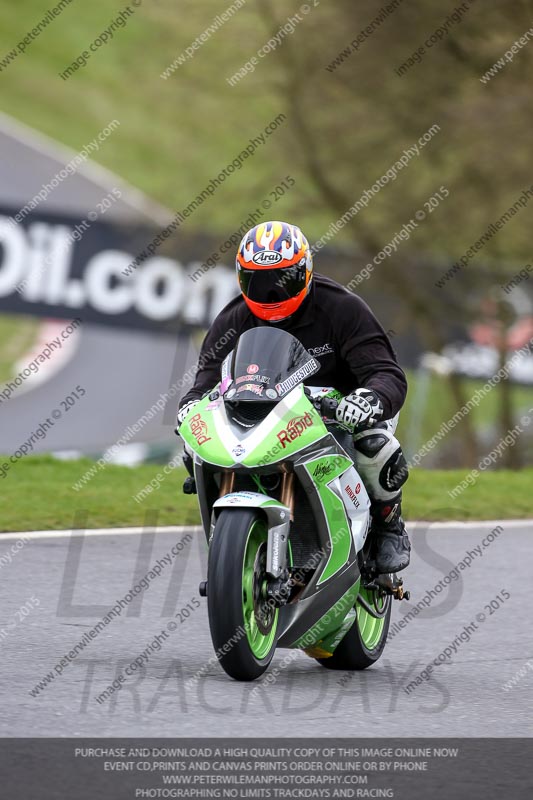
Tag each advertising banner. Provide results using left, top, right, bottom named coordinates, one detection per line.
left=0, top=206, right=237, bottom=332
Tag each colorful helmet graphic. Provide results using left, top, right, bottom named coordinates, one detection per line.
left=236, top=221, right=313, bottom=322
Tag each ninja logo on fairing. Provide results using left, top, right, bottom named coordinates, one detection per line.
left=312, top=462, right=334, bottom=480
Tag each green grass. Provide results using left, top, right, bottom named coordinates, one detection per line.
left=397, top=369, right=533, bottom=460
left=1, top=456, right=531, bottom=532
left=404, top=469, right=533, bottom=522
left=0, top=314, right=39, bottom=383
left=0, top=0, right=301, bottom=235
left=0, top=455, right=199, bottom=532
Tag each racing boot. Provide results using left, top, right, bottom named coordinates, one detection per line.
left=371, top=494, right=410, bottom=573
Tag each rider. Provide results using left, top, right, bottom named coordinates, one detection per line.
left=177, top=221, right=410, bottom=573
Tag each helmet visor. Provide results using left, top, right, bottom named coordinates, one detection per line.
left=237, top=263, right=307, bottom=305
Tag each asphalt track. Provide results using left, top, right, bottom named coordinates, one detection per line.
left=1, top=520, right=531, bottom=737
left=0, top=325, right=196, bottom=454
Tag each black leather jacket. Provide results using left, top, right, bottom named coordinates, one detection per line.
left=179, top=273, right=407, bottom=420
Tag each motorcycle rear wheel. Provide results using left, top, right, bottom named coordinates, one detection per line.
left=316, top=584, right=391, bottom=670
left=207, top=509, right=278, bottom=681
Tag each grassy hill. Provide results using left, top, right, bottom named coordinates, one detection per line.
left=0, top=0, right=306, bottom=232
left=1, top=0, right=531, bottom=257
left=1, top=456, right=531, bottom=532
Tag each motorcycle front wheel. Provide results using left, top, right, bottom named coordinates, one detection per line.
left=207, top=509, right=278, bottom=681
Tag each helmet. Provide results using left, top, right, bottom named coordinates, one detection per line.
left=236, top=221, right=313, bottom=322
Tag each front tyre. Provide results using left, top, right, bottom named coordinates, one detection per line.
left=207, top=509, right=278, bottom=681
left=317, top=585, right=391, bottom=670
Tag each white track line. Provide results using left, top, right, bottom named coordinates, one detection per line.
left=0, top=110, right=172, bottom=226
left=0, top=525, right=203, bottom=542
left=412, top=519, right=533, bottom=529
left=0, top=519, right=531, bottom=542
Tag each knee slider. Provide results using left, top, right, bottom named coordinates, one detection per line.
left=379, top=446, right=409, bottom=492
left=353, top=433, right=389, bottom=458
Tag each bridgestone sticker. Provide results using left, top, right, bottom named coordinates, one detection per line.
left=275, top=358, right=319, bottom=395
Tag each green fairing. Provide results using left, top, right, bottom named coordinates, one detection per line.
left=318, top=608, right=356, bottom=655
left=303, top=454, right=353, bottom=585
left=292, top=582, right=360, bottom=649
left=181, top=390, right=329, bottom=468
left=179, top=397, right=234, bottom=467
left=243, top=394, right=326, bottom=468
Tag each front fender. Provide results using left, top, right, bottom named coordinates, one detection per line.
left=213, top=491, right=290, bottom=578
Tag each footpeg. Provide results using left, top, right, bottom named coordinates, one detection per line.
left=376, top=574, right=410, bottom=600
left=366, top=573, right=410, bottom=600
left=199, top=581, right=207, bottom=597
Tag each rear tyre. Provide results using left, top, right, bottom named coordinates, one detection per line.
left=316, top=584, right=391, bottom=670
left=207, top=509, right=278, bottom=681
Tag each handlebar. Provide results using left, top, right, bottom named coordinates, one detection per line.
left=303, top=387, right=340, bottom=421
left=319, top=397, right=339, bottom=421
left=316, top=395, right=368, bottom=435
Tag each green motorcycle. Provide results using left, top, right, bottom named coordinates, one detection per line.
left=179, top=326, right=409, bottom=681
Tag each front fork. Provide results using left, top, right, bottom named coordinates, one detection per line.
left=213, top=469, right=410, bottom=604
left=217, top=470, right=295, bottom=586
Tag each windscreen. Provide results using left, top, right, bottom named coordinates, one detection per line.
left=221, top=327, right=319, bottom=402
